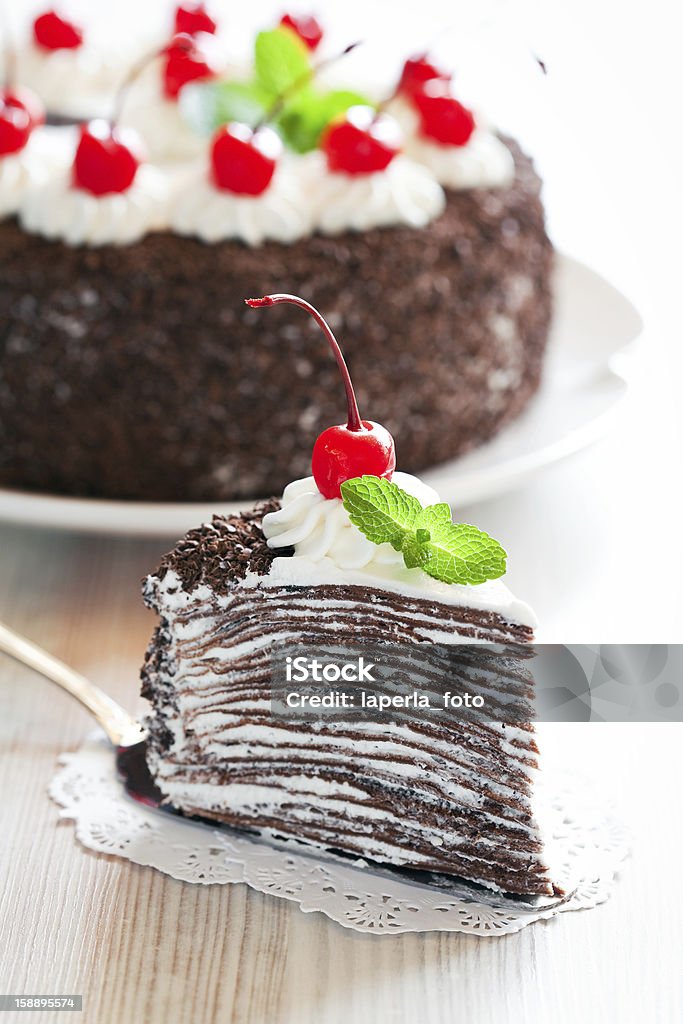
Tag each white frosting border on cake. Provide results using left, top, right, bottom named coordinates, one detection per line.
left=386, top=97, right=515, bottom=191
left=19, top=163, right=170, bottom=247
left=300, top=152, right=446, bottom=235
left=0, top=130, right=59, bottom=219
left=14, top=99, right=516, bottom=246
left=169, top=157, right=314, bottom=245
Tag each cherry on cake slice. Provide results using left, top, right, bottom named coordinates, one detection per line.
left=140, top=296, right=561, bottom=898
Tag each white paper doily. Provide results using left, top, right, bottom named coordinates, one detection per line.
left=48, top=733, right=630, bottom=936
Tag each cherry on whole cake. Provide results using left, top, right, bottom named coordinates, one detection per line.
left=72, top=119, right=143, bottom=196
left=322, top=105, right=401, bottom=174
left=163, top=30, right=217, bottom=99
left=398, top=53, right=450, bottom=96
left=174, top=2, right=217, bottom=36
left=279, top=13, right=323, bottom=51
left=33, top=9, right=83, bottom=51
left=246, top=294, right=396, bottom=497
left=0, top=42, right=45, bottom=157
left=211, top=123, right=281, bottom=196
left=412, top=80, right=476, bottom=146
left=0, top=94, right=34, bottom=156
left=209, top=41, right=362, bottom=196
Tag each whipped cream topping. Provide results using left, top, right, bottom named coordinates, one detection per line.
left=0, top=127, right=75, bottom=219
left=261, top=474, right=537, bottom=626
left=0, top=136, right=50, bottom=219
left=15, top=42, right=130, bottom=119
left=302, top=153, right=446, bottom=234
left=386, top=97, right=514, bottom=191
left=20, top=165, right=169, bottom=246
left=121, top=90, right=207, bottom=162
left=170, top=158, right=314, bottom=245
left=407, top=130, right=515, bottom=190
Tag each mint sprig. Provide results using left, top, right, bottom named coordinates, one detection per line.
left=340, top=476, right=507, bottom=586
left=179, top=26, right=372, bottom=153
left=254, top=27, right=310, bottom=97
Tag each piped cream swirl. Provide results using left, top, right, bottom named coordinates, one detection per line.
left=386, top=97, right=514, bottom=191
left=20, top=165, right=169, bottom=246
left=0, top=149, right=43, bottom=219
left=302, top=153, right=446, bottom=235
left=406, top=130, right=515, bottom=190
left=263, top=473, right=440, bottom=570
left=170, top=159, right=314, bottom=245
left=261, top=473, right=537, bottom=627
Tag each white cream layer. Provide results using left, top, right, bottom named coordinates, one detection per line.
left=19, top=164, right=169, bottom=246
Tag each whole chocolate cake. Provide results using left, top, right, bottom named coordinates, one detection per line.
left=140, top=296, right=561, bottom=898
left=0, top=20, right=553, bottom=502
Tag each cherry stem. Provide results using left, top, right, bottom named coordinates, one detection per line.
left=111, top=34, right=196, bottom=127
left=246, top=294, right=363, bottom=432
left=256, top=40, right=361, bottom=130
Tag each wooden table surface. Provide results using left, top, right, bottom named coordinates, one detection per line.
left=1, top=521, right=682, bottom=1024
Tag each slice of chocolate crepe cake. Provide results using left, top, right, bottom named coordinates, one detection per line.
left=141, top=478, right=561, bottom=898
left=140, top=295, right=562, bottom=899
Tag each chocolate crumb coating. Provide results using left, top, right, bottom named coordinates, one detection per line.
left=0, top=138, right=552, bottom=501
left=153, top=498, right=288, bottom=593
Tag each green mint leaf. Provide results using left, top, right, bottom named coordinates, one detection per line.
left=402, top=534, right=431, bottom=570
left=277, top=88, right=371, bottom=153
left=341, top=476, right=508, bottom=586
left=340, top=475, right=421, bottom=547
left=179, top=80, right=271, bottom=134
left=254, top=27, right=310, bottom=98
left=416, top=503, right=452, bottom=528
left=421, top=521, right=507, bottom=585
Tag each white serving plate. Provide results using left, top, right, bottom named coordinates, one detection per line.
left=0, top=255, right=641, bottom=537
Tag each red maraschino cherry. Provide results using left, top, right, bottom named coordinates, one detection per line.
left=174, top=3, right=217, bottom=36
left=73, top=119, right=143, bottom=195
left=211, top=122, right=282, bottom=196
left=246, top=294, right=396, bottom=498
left=33, top=9, right=83, bottom=51
left=398, top=54, right=450, bottom=97
left=69, top=35, right=178, bottom=196
left=0, top=85, right=45, bottom=156
left=5, top=86, right=45, bottom=130
left=322, top=105, right=401, bottom=175
left=279, top=13, right=323, bottom=51
left=0, top=95, right=31, bottom=156
left=412, top=80, right=476, bottom=146
left=163, top=31, right=217, bottom=100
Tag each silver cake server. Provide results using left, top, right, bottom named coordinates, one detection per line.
left=0, top=621, right=574, bottom=912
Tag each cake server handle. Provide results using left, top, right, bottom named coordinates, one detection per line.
left=0, top=621, right=146, bottom=747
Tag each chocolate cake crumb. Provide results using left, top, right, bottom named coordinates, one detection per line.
left=152, top=498, right=292, bottom=594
